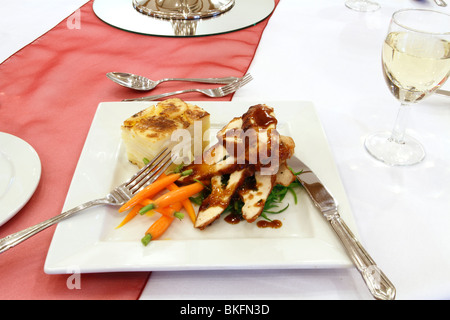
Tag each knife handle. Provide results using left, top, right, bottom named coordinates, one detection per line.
left=328, top=214, right=396, bottom=300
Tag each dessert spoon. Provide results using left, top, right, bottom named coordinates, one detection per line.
left=107, top=72, right=239, bottom=91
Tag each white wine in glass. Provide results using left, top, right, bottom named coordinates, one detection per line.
left=345, top=0, right=380, bottom=12
left=365, top=9, right=450, bottom=166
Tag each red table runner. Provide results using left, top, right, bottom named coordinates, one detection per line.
left=0, top=0, right=279, bottom=299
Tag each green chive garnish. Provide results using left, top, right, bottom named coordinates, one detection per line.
left=141, top=234, right=152, bottom=246
left=181, top=169, right=193, bottom=177
left=174, top=212, right=184, bottom=221
left=139, top=203, right=156, bottom=215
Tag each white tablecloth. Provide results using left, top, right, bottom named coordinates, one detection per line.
left=2, top=0, right=449, bottom=300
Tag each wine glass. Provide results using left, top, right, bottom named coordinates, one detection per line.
left=365, top=9, right=450, bottom=166
left=345, top=0, right=380, bottom=12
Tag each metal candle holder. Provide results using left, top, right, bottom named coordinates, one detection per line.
left=133, top=0, right=235, bottom=20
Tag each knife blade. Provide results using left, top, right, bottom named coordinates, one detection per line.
left=288, top=156, right=396, bottom=300
left=433, top=0, right=447, bottom=7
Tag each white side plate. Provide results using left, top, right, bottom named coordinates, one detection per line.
left=0, top=133, right=41, bottom=227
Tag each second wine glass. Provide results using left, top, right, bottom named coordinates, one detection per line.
left=345, top=0, right=380, bottom=12
left=365, top=9, right=450, bottom=166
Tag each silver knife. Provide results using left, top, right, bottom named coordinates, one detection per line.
left=288, top=156, right=396, bottom=300
left=433, top=0, right=447, bottom=7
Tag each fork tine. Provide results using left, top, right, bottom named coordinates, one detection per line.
left=131, top=152, right=174, bottom=193
left=235, top=74, right=252, bottom=87
left=125, top=147, right=167, bottom=185
left=221, top=77, right=246, bottom=94
left=239, top=77, right=252, bottom=88
left=240, top=73, right=252, bottom=82
left=127, top=149, right=173, bottom=194
left=241, top=74, right=253, bottom=84
left=241, top=75, right=253, bottom=85
left=222, top=86, right=238, bottom=95
left=124, top=147, right=171, bottom=193
left=229, top=74, right=251, bottom=87
left=222, top=74, right=252, bottom=95
left=147, top=156, right=174, bottom=184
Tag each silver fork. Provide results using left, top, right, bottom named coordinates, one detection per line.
left=123, top=73, right=253, bottom=102
left=0, top=148, right=174, bottom=254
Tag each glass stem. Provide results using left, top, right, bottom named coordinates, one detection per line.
left=389, top=103, right=410, bottom=144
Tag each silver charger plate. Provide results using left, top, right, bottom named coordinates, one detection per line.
left=93, top=0, right=276, bottom=37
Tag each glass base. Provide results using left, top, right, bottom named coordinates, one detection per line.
left=345, top=0, right=380, bottom=12
left=365, top=132, right=425, bottom=166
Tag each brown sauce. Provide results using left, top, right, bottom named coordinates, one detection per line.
left=225, top=213, right=283, bottom=229
left=257, top=220, right=282, bottom=229
left=224, top=213, right=243, bottom=225
left=252, top=106, right=277, bottom=128
left=241, top=105, right=277, bottom=131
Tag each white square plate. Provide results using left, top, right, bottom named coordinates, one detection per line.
left=44, top=101, right=357, bottom=274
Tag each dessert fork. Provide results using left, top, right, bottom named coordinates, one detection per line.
left=0, top=148, right=174, bottom=254
left=123, top=73, right=253, bottom=102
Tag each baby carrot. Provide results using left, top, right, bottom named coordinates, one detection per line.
left=116, top=204, right=143, bottom=229
left=139, top=182, right=204, bottom=215
left=182, top=199, right=196, bottom=224
left=163, top=174, right=197, bottom=224
left=119, top=173, right=181, bottom=213
left=141, top=216, right=174, bottom=246
left=155, top=202, right=183, bottom=217
left=141, top=202, right=183, bottom=246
